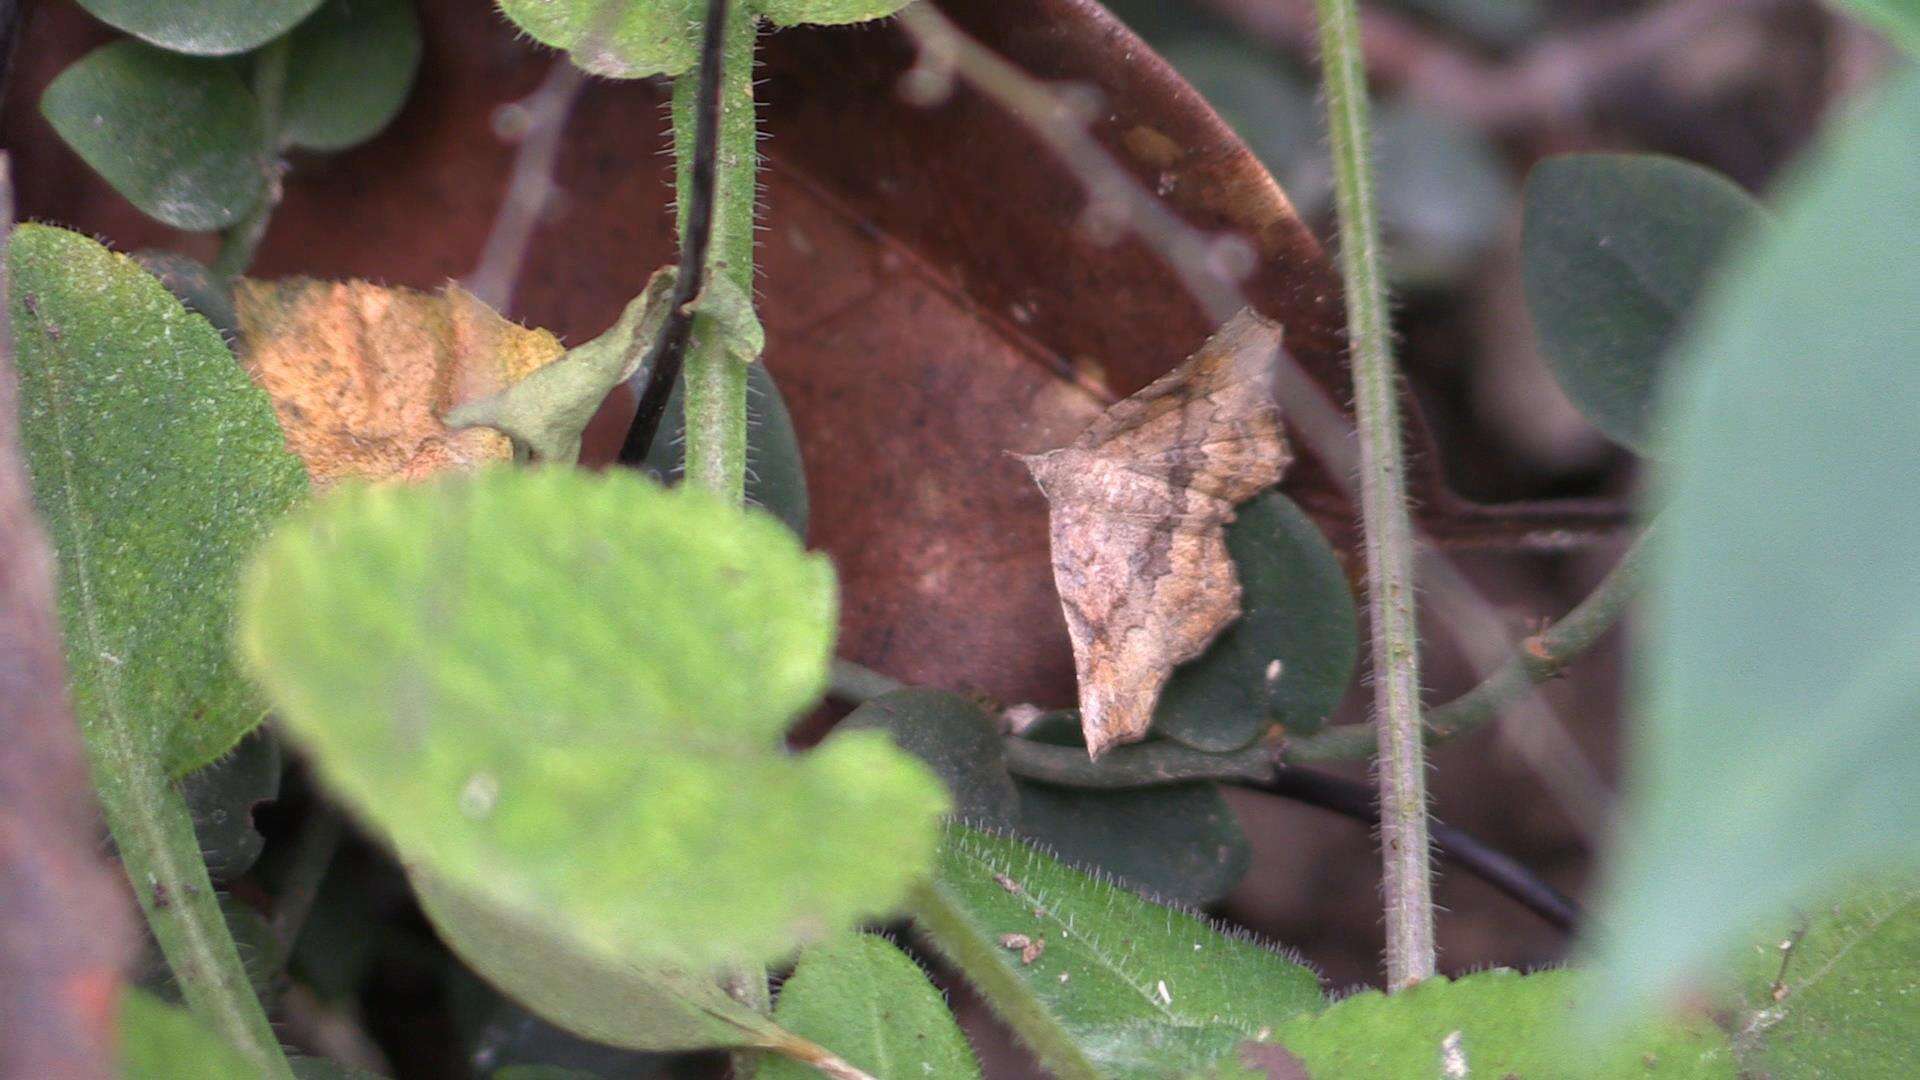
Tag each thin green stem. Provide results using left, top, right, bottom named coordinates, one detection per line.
left=672, top=4, right=757, bottom=501
left=1288, top=528, right=1652, bottom=763
left=907, top=882, right=1101, bottom=1080
left=1314, top=0, right=1434, bottom=989
left=97, top=754, right=293, bottom=1077
left=213, top=36, right=292, bottom=281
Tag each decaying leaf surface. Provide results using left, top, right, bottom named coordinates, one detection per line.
left=232, top=278, right=563, bottom=486
left=1022, top=309, right=1290, bottom=758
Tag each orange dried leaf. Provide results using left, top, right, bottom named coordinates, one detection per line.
left=232, top=278, right=563, bottom=486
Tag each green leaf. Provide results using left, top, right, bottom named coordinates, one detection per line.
left=41, top=42, right=268, bottom=230
left=1832, top=0, right=1920, bottom=53
left=840, top=689, right=1021, bottom=829
left=1522, top=153, right=1764, bottom=453
left=412, top=871, right=783, bottom=1052
left=496, top=0, right=915, bottom=77
left=1271, top=970, right=1735, bottom=1077
left=238, top=467, right=947, bottom=967
left=493, top=1068, right=602, bottom=1080
left=1733, top=879, right=1920, bottom=1076
left=180, top=729, right=282, bottom=881
left=470, top=996, right=686, bottom=1079
left=118, top=988, right=256, bottom=1079
left=1156, top=492, right=1356, bottom=749
left=133, top=251, right=239, bottom=341
left=933, top=826, right=1321, bottom=1075
left=1588, top=70, right=1920, bottom=1018
left=11, top=224, right=308, bottom=777
left=76, top=0, right=325, bottom=55
left=281, top=0, right=423, bottom=152
left=1010, top=713, right=1252, bottom=905
left=1016, top=781, right=1250, bottom=906
left=761, top=934, right=982, bottom=1080
left=643, top=353, right=811, bottom=536
left=755, top=0, right=917, bottom=26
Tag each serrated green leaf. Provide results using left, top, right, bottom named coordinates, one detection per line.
left=412, top=871, right=782, bottom=1052
left=118, top=988, right=257, bottom=1079
left=41, top=42, right=268, bottom=230
left=1271, top=970, right=1735, bottom=1077
left=1157, top=492, right=1356, bottom=749
left=282, top=0, right=423, bottom=152
left=496, top=0, right=914, bottom=77
left=840, top=689, right=1021, bottom=829
left=11, top=224, right=307, bottom=778
left=238, top=468, right=947, bottom=967
left=644, top=358, right=810, bottom=536
left=1588, top=71, right=1920, bottom=1020
left=934, top=826, right=1321, bottom=1071
left=761, top=934, right=982, bottom=1080
left=1522, top=153, right=1764, bottom=453
left=1733, top=879, right=1920, bottom=1077
left=76, top=0, right=325, bottom=55
left=180, top=729, right=282, bottom=881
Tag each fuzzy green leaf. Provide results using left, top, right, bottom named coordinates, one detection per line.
left=1522, top=153, right=1764, bottom=453
left=1156, top=492, right=1356, bottom=749
left=755, top=0, right=917, bottom=27
left=1271, top=970, right=1735, bottom=1077
left=931, top=826, right=1320, bottom=1077
left=840, top=689, right=1021, bottom=828
left=133, top=251, right=239, bottom=340
left=11, top=224, right=307, bottom=777
left=1588, top=70, right=1920, bottom=1020
left=1733, top=879, right=1920, bottom=1076
left=41, top=42, right=269, bottom=230
left=180, top=729, right=281, bottom=881
left=118, top=989, right=256, bottom=1079
left=761, top=934, right=982, bottom=1080
left=76, top=0, right=324, bottom=55
left=496, top=0, right=915, bottom=77
left=412, top=872, right=783, bottom=1051
left=1016, top=780, right=1250, bottom=906
left=282, top=0, right=423, bottom=152
left=238, top=468, right=947, bottom=967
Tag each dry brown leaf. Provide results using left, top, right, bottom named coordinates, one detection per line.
left=232, top=279, right=564, bottom=486
left=1022, top=309, right=1291, bottom=758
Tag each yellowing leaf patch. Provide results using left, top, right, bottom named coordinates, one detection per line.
left=233, top=278, right=564, bottom=486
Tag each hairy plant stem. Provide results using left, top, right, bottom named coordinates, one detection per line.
left=98, top=749, right=293, bottom=1076
left=907, top=882, right=1101, bottom=1080
left=671, top=2, right=757, bottom=501
left=212, top=35, right=291, bottom=281
left=1314, top=0, right=1435, bottom=989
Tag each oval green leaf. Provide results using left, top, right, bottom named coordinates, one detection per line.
left=928, top=826, right=1322, bottom=1077
left=281, top=0, right=422, bottom=152
left=755, top=0, right=916, bottom=25
left=497, top=0, right=917, bottom=77
left=238, top=468, right=948, bottom=966
left=1016, top=780, right=1251, bottom=906
left=11, top=224, right=308, bottom=777
left=1156, top=492, right=1357, bottom=750
left=41, top=42, right=267, bottom=230
left=118, top=989, right=257, bottom=1079
left=644, top=360, right=809, bottom=536
left=1588, top=71, right=1920, bottom=1019
left=761, top=934, right=982, bottom=1080
left=76, top=0, right=324, bottom=55
left=840, top=688, right=1021, bottom=829
left=1271, top=970, right=1734, bottom=1077
left=1522, top=153, right=1764, bottom=453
